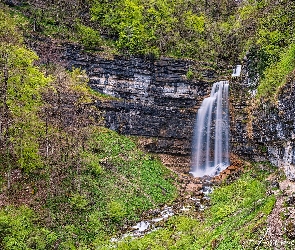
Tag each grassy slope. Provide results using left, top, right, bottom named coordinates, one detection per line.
left=0, top=126, right=177, bottom=249
left=114, top=163, right=277, bottom=249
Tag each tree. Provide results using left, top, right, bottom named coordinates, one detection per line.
left=0, top=8, right=50, bottom=182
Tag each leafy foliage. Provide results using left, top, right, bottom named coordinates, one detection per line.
left=236, top=0, right=295, bottom=99
left=0, top=206, right=57, bottom=250
left=257, top=43, right=295, bottom=100
left=91, top=0, right=209, bottom=57
left=8, top=0, right=238, bottom=63
left=0, top=8, right=50, bottom=172
left=76, top=23, right=102, bottom=50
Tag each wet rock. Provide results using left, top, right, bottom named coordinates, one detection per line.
left=287, top=194, right=295, bottom=206
left=286, top=221, right=295, bottom=240
left=270, top=181, right=280, bottom=189
left=4, top=0, right=22, bottom=7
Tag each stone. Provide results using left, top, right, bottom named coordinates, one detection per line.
left=287, top=194, right=295, bottom=206
left=60, top=44, right=216, bottom=158
left=286, top=222, right=295, bottom=240
left=230, top=62, right=295, bottom=181
left=4, top=0, right=22, bottom=7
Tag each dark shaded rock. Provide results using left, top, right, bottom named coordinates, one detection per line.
left=287, top=194, right=295, bottom=206
left=270, top=181, right=280, bottom=189
left=4, top=0, right=22, bottom=7
left=286, top=222, right=295, bottom=240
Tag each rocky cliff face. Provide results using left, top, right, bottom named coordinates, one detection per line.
left=230, top=64, right=295, bottom=180
left=30, top=38, right=219, bottom=161
left=64, top=46, right=218, bottom=157
left=230, top=75, right=253, bottom=158
left=30, top=37, right=295, bottom=178
left=251, top=79, right=295, bottom=180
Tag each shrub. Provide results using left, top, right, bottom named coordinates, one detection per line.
left=186, top=68, right=194, bottom=80
left=69, top=194, right=89, bottom=210
left=77, top=23, right=102, bottom=50
left=0, top=206, right=56, bottom=250
left=107, top=201, right=127, bottom=222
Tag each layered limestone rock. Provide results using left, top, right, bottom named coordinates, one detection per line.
left=252, top=80, right=295, bottom=180
left=230, top=64, right=295, bottom=181
left=29, top=37, right=295, bottom=178
left=61, top=44, right=218, bottom=157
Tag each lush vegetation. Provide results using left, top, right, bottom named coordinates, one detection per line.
left=0, top=7, right=50, bottom=174
left=1, top=0, right=295, bottom=248
left=257, top=43, right=295, bottom=100
left=114, top=163, right=277, bottom=249
left=0, top=127, right=177, bottom=249
left=0, top=7, right=177, bottom=249
left=236, top=0, right=295, bottom=100
left=10, top=0, right=295, bottom=98
left=11, top=0, right=239, bottom=63
left=1, top=162, right=278, bottom=249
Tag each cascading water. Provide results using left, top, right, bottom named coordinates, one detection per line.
left=190, top=81, right=230, bottom=177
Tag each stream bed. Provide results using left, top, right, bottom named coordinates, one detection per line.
left=111, top=180, right=214, bottom=243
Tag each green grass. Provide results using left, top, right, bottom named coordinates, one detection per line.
left=0, top=206, right=57, bottom=249
left=41, top=127, right=177, bottom=248
left=257, top=43, right=295, bottom=101
left=114, top=163, right=276, bottom=250
left=0, top=128, right=177, bottom=249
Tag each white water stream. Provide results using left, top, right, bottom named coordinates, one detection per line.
left=232, top=65, right=242, bottom=77
left=190, top=81, right=230, bottom=177
left=110, top=185, right=213, bottom=243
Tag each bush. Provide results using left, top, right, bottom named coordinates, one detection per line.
left=257, top=43, right=295, bottom=100
left=81, top=151, right=103, bottom=176
left=77, top=23, right=102, bottom=50
left=69, top=194, right=89, bottom=210
left=0, top=206, right=56, bottom=250
left=90, top=0, right=211, bottom=58
left=107, top=201, right=127, bottom=222
left=0, top=10, right=50, bottom=172
left=186, top=68, right=194, bottom=80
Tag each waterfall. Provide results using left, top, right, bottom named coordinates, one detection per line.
left=232, top=65, right=242, bottom=77
left=190, top=81, right=230, bottom=177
